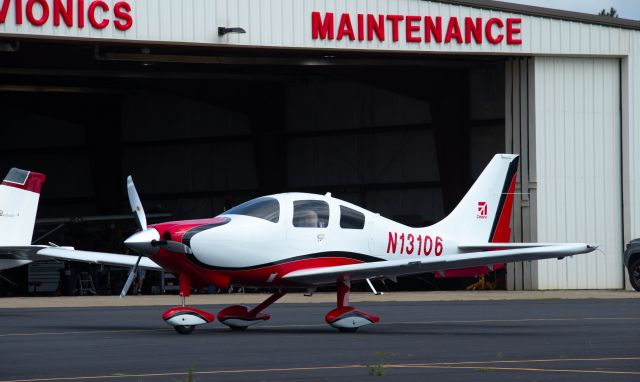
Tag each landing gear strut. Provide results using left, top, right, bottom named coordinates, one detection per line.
left=161, top=273, right=214, bottom=334
left=325, top=279, right=379, bottom=332
left=218, top=290, right=287, bottom=330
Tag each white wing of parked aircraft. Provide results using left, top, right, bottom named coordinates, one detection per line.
left=0, top=155, right=597, bottom=334
left=0, top=169, right=160, bottom=272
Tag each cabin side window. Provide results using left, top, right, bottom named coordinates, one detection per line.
left=340, top=206, right=365, bottom=229
left=292, top=200, right=330, bottom=228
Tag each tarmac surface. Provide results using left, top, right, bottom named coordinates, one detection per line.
left=1, top=294, right=639, bottom=382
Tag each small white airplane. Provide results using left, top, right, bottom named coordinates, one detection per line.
left=0, top=154, right=596, bottom=334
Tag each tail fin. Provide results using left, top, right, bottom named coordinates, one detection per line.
left=432, top=154, right=519, bottom=243
left=0, top=168, right=46, bottom=245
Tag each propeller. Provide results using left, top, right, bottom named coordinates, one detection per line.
left=120, top=175, right=151, bottom=299
left=127, top=176, right=147, bottom=231
left=119, top=255, right=142, bottom=299
left=120, top=176, right=192, bottom=298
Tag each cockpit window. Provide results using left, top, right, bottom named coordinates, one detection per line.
left=222, top=197, right=280, bottom=223
left=340, top=206, right=365, bottom=229
left=293, top=200, right=329, bottom=228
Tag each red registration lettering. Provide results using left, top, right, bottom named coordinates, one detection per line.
left=435, top=236, right=443, bottom=256
left=406, top=234, right=415, bottom=254
left=387, top=232, right=397, bottom=254
left=424, top=235, right=433, bottom=255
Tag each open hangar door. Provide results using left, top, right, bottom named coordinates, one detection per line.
left=0, top=40, right=506, bottom=294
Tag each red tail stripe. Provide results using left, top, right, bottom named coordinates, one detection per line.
left=490, top=173, right=517, bottom=243
left=1, top=172, right=46, bottom=194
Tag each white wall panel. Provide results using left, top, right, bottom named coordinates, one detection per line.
left=535, top=57, right=623, bottom=289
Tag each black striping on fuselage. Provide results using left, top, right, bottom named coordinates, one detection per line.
left=488, top=156, right=519, bottom=242
left=181, top=219, right=231, bottom=247
left=185, top=251, right=385, bottom=271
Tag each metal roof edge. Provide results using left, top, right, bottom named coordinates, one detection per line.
left=429, top=0, right=640, bottom=31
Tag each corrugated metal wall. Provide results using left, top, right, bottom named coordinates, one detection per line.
left=626, top=35, right=640, bottom=268
left=505, top=57, right=537, bottom=290
left=0, top=0, right=634, bottom=57
left=534, top=57, right=623, bottom=289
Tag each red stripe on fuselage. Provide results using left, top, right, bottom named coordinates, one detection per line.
left=150, top=249, right=363, bottom=288
left=150, top=217, right=229, bottom=242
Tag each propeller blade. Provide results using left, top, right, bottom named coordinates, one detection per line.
left=119, top=255, right=142, bottom=299
left=127, top=176, right=147, bottom=231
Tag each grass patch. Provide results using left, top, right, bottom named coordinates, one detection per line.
left=366, top=364, right=386, bottom=376
left=174, top=363, right=197, bottom=382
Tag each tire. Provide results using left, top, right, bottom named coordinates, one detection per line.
left=174, top=325, right=195, bottom=335
left=629, top=259, right=640, bottom=292
left=229, top=325, right=248, bottom=331
left=338, top=327, right=358, bottom=333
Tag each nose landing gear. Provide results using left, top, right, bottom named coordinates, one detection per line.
left=162, top=306, right=215, bottom=334
left=325, top=279, right=379, bottom=332
left=162, top=273, right=214, bottom=334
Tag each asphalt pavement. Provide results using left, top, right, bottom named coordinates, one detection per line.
left=1, top=299, right=639, bottom=382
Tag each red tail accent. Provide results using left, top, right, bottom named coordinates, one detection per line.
left=2, top=171, right=46, bottom=194
left=490, top=173, right=517, bottom=243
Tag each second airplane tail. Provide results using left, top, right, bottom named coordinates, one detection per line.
left=432, top=154, right=519, bottom=244
left=0, top=168, right=46, bottom=246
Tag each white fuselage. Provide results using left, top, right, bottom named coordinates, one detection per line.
left=187, top=193, right=458, bottom=271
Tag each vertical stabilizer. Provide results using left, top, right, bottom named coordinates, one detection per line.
left=0, top=168, right=46, bottom=245
left=432, top=154, right=518, bottom=243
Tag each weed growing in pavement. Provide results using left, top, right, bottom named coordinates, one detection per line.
left=174, top=363, right=197, bottom=382
left=366, top=364, right=386, bottom=376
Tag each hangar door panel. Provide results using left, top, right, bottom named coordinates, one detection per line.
left=535, top=57, right=622, bottom=289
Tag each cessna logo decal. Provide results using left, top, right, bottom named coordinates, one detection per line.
left=477, top=201, right=487, bottom=219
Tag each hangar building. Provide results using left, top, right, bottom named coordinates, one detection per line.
left=0, top=0, right=638, bottom=291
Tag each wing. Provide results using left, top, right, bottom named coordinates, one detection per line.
left=35, top=247, right=162, bottom=270
left=282, top=243, right=596, bottom=285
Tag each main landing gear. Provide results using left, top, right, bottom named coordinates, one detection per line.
left=160, top=274, right=378, bottom=334
left=218, top=290, right=287, bottom=330
left=161, top=273, right=215, bottom=335
left=325, top=279, right=379, bottom=332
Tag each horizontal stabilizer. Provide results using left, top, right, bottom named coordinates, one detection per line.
left=457, top=243, right=589, bottom=251
left=283, top=244, right=597, bottom=285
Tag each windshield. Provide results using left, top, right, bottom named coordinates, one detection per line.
left=222, top=197, right=280, bottom=223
